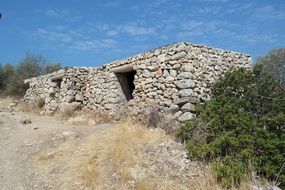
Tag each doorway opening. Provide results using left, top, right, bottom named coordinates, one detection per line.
left=52, top=78, right=62, bottom=88
left=116, top=70, right=136, bottom=101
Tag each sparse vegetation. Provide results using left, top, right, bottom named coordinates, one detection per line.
left=0, top=53, right=61, bottom=97
left=36, top=120, right=218, bottom=190
left=139, top=105, right=177, bottom=134
left=177, top=49, right=285, bottom=188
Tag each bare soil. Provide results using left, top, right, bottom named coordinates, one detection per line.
left=0, top=110, right=112, bottom=190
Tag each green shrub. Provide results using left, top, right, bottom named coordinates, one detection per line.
left=177, top=66, right=285, bottom=188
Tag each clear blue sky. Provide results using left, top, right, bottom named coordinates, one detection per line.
left=1, top=0, right=284, bottom=67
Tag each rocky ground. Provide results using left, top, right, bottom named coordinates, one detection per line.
left=0, top=98, right=215, bottom=190
left=0, top=99, right=276, bottom=190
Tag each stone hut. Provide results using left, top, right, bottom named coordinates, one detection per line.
left=23, top=42, right=252, bottom=122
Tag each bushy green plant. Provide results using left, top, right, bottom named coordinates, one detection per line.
left=177, top=66, right=285, bottom=188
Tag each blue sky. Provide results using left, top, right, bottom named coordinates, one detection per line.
left=1, top=0, right=285, bottom=67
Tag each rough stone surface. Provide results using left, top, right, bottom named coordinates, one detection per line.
left=181, top=103, right=196, bottom=113
left=178, top=112, right=194, bottom=122
left=23, top=42, right=252, bottom=123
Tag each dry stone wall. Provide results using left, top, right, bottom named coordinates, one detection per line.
left=24, top=42, right=252, bottom=122
left=24, top=67, right=90, bottom=114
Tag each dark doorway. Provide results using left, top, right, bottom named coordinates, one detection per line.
left=116, top=70, right=136, bottom=101
left=52, top=78, right=62, bottom=88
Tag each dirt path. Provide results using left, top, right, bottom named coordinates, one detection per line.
left=0, top=111, right=112, bottom=190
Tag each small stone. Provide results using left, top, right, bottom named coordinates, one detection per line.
left=177, top=43, right=186, bottom=52
left=177, top=72, right=192, bottom=79
left=179, top=89, right=193, bottom=97
left=173, top=97, right=199, bottom=105
left=60, top=131, right=77, bottom=140
left=20, top=118, right=32, bottom=124
left=163, top=70, right=170, bottom=77
left=174, top=111, right=183, bottom=118
left=104, top=104, right=113, bottom=110
left=170, top=70, right=177, bottom=77
left=171, top=51, right=187, bottom=60
left=75, top=93, right=84, bottom=101
left=174, top=80, right=195, bottom=89
left=181, top=103, right=196, bottom=112
left=165, top=76, right=174, bottom=82
left=172, top=64, right=181, bottom=69
left=148, top=65, right=158, bottom=71
left=157, top=54, right=166, bottom=63
left=155, top=68, right=163, bottom=77
left=182, top=64, right=194, bottom=72
left=169, top=104, right=179, bottom=113
left=142, top=70, right=154, bottom=78
left=178, top=112, right=194, bottom=122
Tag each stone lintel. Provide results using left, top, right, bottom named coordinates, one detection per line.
left=110, top=64, right=134, bottom=73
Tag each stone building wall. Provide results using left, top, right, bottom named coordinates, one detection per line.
left=24, top=67, right=90, bottom=114
left=24, top=42, right=252, bottom=121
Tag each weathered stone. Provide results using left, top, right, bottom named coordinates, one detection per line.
left=172, top=64, right=181, bottom=69
left=169, top=104, right=180, bottom=113
left=174, top=111, right=183, bottom=118
left=179, top=89, right=193, bottom=97
left=166, top=76, right=175, bottom=82
left=157, top=54, right=166, bottom=63
left=173, top=97, right=199, bottom=105
left=148, top=65, right=158, bottom=71
left=182, top=64, right=194, bottom=72
left=59, top=131, right=77, bottom=140
left=104, top=104, right=113, bottom=109
left=178, top=112, right=194, bottom=122
left=177, top=72, right=192, bottom=80
left=170, top=70, right=177, bottom=77
left=23, top=42, right=252, bottom=125
left=171, top=52, right=187, bottom=60
left=177, top=43, right=186, bottom=52
left=174, top=80, right=195, bottom=89
left=75, top=93, right=83, bottom=101
left=142, top=70, right=154, bottom=78
left=155, top=68, right=163, bottom=77
left=163, top=70, right=170, bottom=77
left=181, top=103, right=196, bottom=112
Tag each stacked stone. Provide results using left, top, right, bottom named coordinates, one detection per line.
left=85, top=70, right=126, bottom=115
left=24, top=67, right=91, bottom=114
left=107, top=42, right=251, bottom=121
left=23, top=42, right=252, bottom=121
left=60, top=67, right=89, bottom=104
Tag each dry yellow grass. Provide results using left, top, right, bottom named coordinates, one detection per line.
left=76, top=120, right=173, bottom=189
left=57, top=109, right=112, bottom=125
left=35, top=120, right=258, bottom=190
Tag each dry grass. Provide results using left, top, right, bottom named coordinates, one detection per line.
left=35, top=120, right=258, bottom=189
left=0, top=96, right=18, bottom=105
left=34, top=96, right=45, bottom=108
left=17, top=101, right=35, bottom=113
left=77, top=120, right=173, bottom=189
left=35, top=120, right=215, bottom=189
left=56, top=106, right=75, bottom=119
left=65, top=109, right=112, bottom=125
